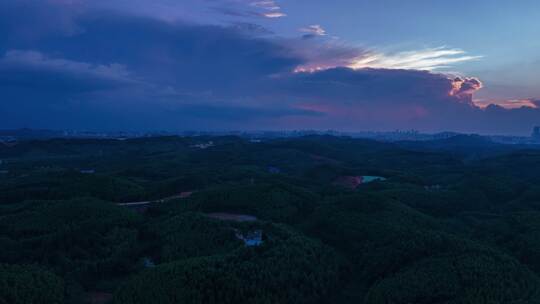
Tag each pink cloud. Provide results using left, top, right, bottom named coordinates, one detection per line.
left=474, top=98, right=539, bottom=109
left=449, top=77, right=483, bottom=103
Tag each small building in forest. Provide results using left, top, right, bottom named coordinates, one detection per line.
left=143, top=257, right=156, bottom=268
left=333, top=175, right=387, bottom=189
left=235, top=230, right=263, bottom=247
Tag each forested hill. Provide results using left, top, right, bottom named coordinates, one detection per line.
left=2, top=135, right=540, bottom=303
left=395, top=134, right=538, bottom=159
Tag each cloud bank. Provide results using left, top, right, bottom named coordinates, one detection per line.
left=0, top=1, right=539, bottom=135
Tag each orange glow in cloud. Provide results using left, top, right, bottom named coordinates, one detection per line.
left=449, top=77, right=483, bottom=97
left=474, top=99, right=539, bottom=109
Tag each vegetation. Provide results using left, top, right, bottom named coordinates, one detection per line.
left=1, top=135, right=540, bottom=303
left=114, top=224, right=343, bottom=304
left=0, top=264, right=64, bottom=304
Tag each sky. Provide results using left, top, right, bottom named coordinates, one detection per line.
left=1, top=0, right=539, bottom=135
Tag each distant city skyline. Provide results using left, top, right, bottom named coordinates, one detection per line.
left=1, top=1, right=540, bottom=135
left=3, top=127, right=540, bottom=147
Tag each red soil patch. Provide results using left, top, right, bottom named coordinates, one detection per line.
left=333, top=176, right=363, bottom=189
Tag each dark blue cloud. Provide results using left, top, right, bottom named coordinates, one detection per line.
left=0, top=1, right=82, bottom=53
left=0, top=50, right=133, bottom=91
left=277, top=67, right=454, bottom=103
left=35, top=12, right=300, bottom=94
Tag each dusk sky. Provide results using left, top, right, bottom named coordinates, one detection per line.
left=1, top=0, right=539, bottom=135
